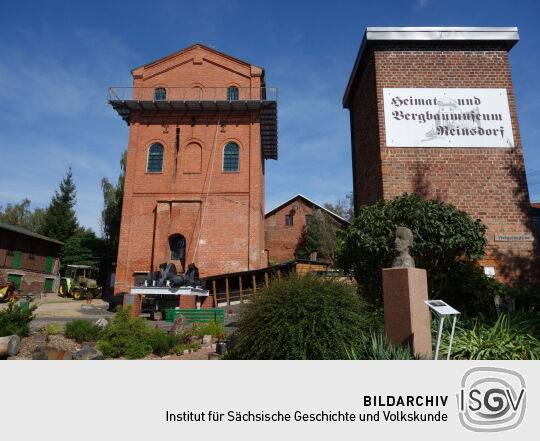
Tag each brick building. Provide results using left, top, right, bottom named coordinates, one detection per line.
left=344, top=27, right=537, bottom=284
left=109, top=44, right=278, bottom=294
left=0, top=222, right=62, bottom=294
left=265, top=194, right=349, bottom=264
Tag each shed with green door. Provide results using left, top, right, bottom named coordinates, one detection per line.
left=0, top=222, right=63, bottom=295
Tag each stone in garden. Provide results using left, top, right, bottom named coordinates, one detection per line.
left=391, top=227, right=415, bottom=268
left=32, top=334, right=47, bottom=345
left=32, top=346, right=73, bottom=360
left=73, top=348, right=104, bottom=360
left=0, top=335, right=19, bottom=356
left=8, top=335, right=21, bottom=356
left=94, top=318, right=109, bottom=329
left=81, top=342, right=96, bottom=349
left=202, top=334, right=212, bottom=344
left=169, top=314, right=193, bottom=335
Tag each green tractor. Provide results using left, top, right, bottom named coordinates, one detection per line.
left=59, top=264, right=102, bottom=300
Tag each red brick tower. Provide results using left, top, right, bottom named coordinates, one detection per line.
left=109, top=44, right=278, bottom=293
left=344, top=27, right=536, bottom=284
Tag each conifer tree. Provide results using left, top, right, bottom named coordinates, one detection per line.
left=39, top=168, right=78, bottom=242
left=296, top=210, right=326, bottom=260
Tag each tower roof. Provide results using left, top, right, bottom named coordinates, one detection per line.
left=131, top=43, right=263, bottom=73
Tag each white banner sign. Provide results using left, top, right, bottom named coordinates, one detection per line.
left=383, top=88, right=515, bottom=148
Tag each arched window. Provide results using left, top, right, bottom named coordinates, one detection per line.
left=154, top=87, right=166, bottom=100
left=170, top=235, right=186, bottom=261
left=147, top=143, right=164, bottom=172
left=223, top=142, right=239, bottom=172
left=227, top=86, right=239, bottom=101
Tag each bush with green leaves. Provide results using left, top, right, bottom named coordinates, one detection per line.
left=44, top=323, right=63, bottom=335
left=438, top=313, right=540, bottom=360
left=192, top=321, right=226, bottom=339
left=0, top=302, right=37, bottom=337
left=64, top=319, right=102, bottom=342
left=97, top=307, right=153, bottom=359
left=347, top=331, right=422, bottom=360
left=145, top=326, right=182, bottom=356
left=227, top=273, right=370, bottom=360
left=510, top=285, right=540, bottom=312
left=336, top=193, right=488, bottom=307
left=96, top=307, right=202, bottom=359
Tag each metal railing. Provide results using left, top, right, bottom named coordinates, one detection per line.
left=108, top=86, right=277, bottom=102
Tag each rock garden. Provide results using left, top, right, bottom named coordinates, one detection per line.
left=1, top=302, right=227, bottom=360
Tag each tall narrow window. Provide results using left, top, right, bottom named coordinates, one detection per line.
left=285, top=215, right=294, bottom=226
left=305, top=215, right=312, bottom=225
left=223, top=142, right=240, bottom=172
left=170, top=235, right=186, bottom=261
left=227, top=86, right=239, bottom=101
left=154, top=87, right=166, bottom=100
left=147, top=143, right=164, bottom=172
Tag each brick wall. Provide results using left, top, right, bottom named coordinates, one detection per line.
left=265, top=198, right=314, bottom=263
left=114, top=45, right=268, bottom=294
left=0, top=228, right=61, bottom=294
left=348, top=41, right=537, bottom=284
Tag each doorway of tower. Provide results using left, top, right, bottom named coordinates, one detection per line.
left=169, top=234, right=186, bottom=272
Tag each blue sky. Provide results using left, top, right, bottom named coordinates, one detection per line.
left=1, top=0, right=539, bottom=233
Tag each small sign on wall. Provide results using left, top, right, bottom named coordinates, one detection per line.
left=494, top=234, right=534, bottom=242
left=383, top=88, right=515, bottom=148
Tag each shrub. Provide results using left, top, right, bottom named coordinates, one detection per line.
left=193, top=321, right=226, bottom=339
left=146, top=326, right=181, bottom=356
left=510, top=285, right=540, bottom=312
left=228, top=273, right=369, bottom=360
left=44, top=323, right=63, bottom=335
left=65, top=319, right=102, bottom=342
left=0, top=302, right=37, bottom=337
left=172, top=342, right=202, bottom=355
left=438, top=313, right=540, bottom=360
left=348, top=331, right=422, bottom=360
left=336, top=193, right=487, bottom=305
left=441, top=260, right=503, bottom=315
left=97, top=307, right=152, bottom=359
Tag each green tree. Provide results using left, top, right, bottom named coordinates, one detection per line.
left=336, top=193, right=487, bottom=305
left=101, top=150, right=126, bottom=256
left=60, top=227, right=106, bottom=273
left=296, top=209, right=342, bottom=262
left=39, top=168, right=78, bottom=242
left=296, top=209, right=326, bottom=260
left=0, top=199, right=46, bottom=232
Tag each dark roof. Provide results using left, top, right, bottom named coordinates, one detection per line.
left=343, top=27, right=520, bottom=108
left=131, top=43, right=262, bottom=73
left=0, top=222, right=64, bottom=245
left=265, top=194, right=350, bottom=225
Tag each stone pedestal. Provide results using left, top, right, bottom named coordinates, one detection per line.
left=382, top=267, right=432, bottom=358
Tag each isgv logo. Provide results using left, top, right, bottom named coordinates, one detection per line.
left=457, top=367, right=526, bottom=432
